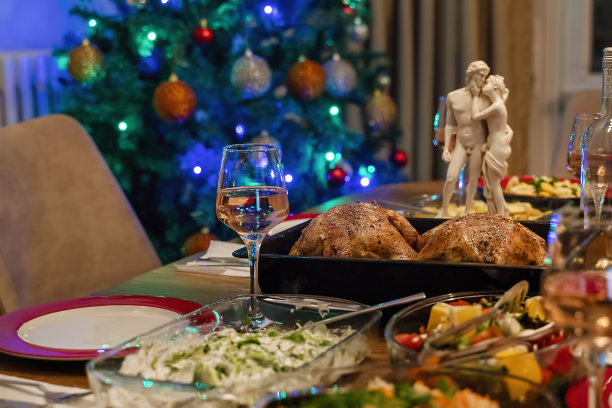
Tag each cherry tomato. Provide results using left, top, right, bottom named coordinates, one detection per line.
left=395, top=333, right=424, bottom=350
left=548, top=346, right=573, bottom=373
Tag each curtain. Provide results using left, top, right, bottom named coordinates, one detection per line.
left=371, top=0, right=533, bottom=181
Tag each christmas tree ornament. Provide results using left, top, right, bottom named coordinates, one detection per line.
left=327, top=167, right=346, bottom=188
left=335, top=158, right=354, bottom=179
left=153, top=73, right=197, bottom=122
left=67, top=39, right=104, bottom=84
left=182, top=228, right=219, bottom=257
left=286, top=59, right=327, bottom=101
left=193, top=19, right=214, bottom=45
left=365, top=89, right=397, bottom=133
left=323, top=53, right=357, bottom=97
left=391, top=149, right=409, bottom=168
left=348, top=17, right=369, bottom=42
left=126, top=0, right=147, bottom=8
left=251, top=130, right=282, bottom=155
left=230, top=49, right=272, bottom=99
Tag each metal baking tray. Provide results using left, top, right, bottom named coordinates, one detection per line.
left=234, top=218, right=549, bottom=305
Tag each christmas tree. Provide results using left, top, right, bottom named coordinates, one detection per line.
left=56, top=0, right=406, bottom=262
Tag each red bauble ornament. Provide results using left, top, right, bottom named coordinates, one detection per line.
left=343, top=4, right=355, bottom=14
left=193, top=27, right=214, bottom=44
left=193, top=19, right=214, bottom=45
left=391, top=149, right=409, bottom=168
left=327, top=167, right=346, bottom=188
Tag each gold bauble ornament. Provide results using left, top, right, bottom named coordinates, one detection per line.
left=153, top=74, right=197, bottom=122
left=286, top=59, right=326, bottom=101
left=365, top=90, right=397, bottom=133
left=67, top=39, right=104, bottom=84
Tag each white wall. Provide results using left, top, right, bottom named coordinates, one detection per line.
left=0, top=0, right=117, bottom=52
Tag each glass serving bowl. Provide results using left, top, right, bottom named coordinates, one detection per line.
left=384, top=291, right=583, bottom=396
left=252, top=364, right=561, bottom=408
left=86, top=294, right=381, bottom=408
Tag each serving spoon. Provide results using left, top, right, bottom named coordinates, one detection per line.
left=300, top=292, right=426, bottom=330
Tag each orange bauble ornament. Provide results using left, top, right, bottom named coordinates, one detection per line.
left=182, top=228, right=219, bottom=257
left=286, top=59, right=326, bottom=101
left=153, top=73, right=197, bottom=122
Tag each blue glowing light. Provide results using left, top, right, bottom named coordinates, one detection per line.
left=147, top=32, right=157, bottom=41
left=89, top=19, right=97, bottom=28
left=160, top=0, right=169, bottom=3
left=325, top=152, right=335, bottom=161
left=360, top=177, right=370, bottom=187
left=264, top=5, right=273, bottom=14
left=193, top=166, right=202, bottom=174
left=285, top=174, right=293, bottom=183
left=143, top=380, right=154, bottom=388
left=235, top=124, right=245, bottom=136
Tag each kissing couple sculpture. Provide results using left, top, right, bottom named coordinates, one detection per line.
left=436, top=60, right=513, bottom=218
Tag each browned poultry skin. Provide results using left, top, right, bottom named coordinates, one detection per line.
left=289, top=202, right=419, bottom=259
left=416, top=213, right=546, bottom=265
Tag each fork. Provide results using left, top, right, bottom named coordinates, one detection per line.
left=0, top=379, right=92, bottom=405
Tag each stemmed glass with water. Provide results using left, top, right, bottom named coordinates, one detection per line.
left=216, top=144, right=289, bottom=331
left=542, top=205, right=612, bottom=408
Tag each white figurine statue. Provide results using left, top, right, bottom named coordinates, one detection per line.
left=471, top=74, right=512, bottom=217
left=437, top=60, right=490, bottom=218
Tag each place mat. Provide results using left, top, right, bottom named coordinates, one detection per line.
left=0, top=373, right=94, bottom=407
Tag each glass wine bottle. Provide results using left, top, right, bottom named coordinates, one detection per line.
left=581, top=47, right=612, bottom=224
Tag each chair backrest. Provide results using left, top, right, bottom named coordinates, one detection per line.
left=0, top=114, right=161, bottom=312
left=551, top=89, right=601, bottom=177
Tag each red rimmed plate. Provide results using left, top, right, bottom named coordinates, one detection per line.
left=0, top=296, right=201, bottom=360
left=566, top=367, right=612, bottom=408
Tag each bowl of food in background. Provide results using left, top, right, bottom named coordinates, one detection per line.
left=387, top=192, right=555, bottom=221
left=253, top=363, right=561, bottom=408
left=384, top=289, right=583, bottom=398
left=87, top=294, right=381, bottom=408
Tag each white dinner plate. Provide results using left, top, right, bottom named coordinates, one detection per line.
left=17, top=305, right=179, bottom=350
left=0, top=295, right=201, bottom=360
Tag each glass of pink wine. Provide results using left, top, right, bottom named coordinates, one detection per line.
left=542, top=205, right=612, bottom=408
left=216, top=144, right=289, bottom=332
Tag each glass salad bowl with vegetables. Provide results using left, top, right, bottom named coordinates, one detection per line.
left=253, top=364, right=560, bottom=408
left=87, top=294, right=381, bottom=408
left=385, top=284, right=583, bottom=396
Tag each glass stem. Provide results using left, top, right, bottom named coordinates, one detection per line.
left=583, top=339, right=607, bottom=408
left=244, top=237, right=264, bottom=318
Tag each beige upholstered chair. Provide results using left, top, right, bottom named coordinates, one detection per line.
left=0, top=114, right=161, bottom=313
left=551, top=89, right=601, bottom=177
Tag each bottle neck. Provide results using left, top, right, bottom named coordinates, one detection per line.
left=602, top=65, right=612, bottom=116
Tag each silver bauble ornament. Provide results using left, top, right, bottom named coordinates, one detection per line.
left=230, top=49, right=272, bottom=99
left=348, top=17, right=369, bottom=42
left=323, top=53, right=357, bottom=97
left=251, top=131, right=282, bottom=155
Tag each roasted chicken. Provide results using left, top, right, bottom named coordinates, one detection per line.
left=289, top=202, right=419, bottom=259
left=416, top=213, right=546, bottom=265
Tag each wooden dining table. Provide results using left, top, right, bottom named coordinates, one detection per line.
left=0, top=181, right=444, bottom=391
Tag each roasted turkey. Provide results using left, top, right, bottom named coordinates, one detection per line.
left=289, top=202, right=419, bottom=259
left=416, top=213, right=546, bottom=265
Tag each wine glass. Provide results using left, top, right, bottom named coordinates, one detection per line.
left=216, top=144, right=289, bottom=331
left=542, top=205, right=612, bottom=408
left=567, top=113, right=599, bottom=178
